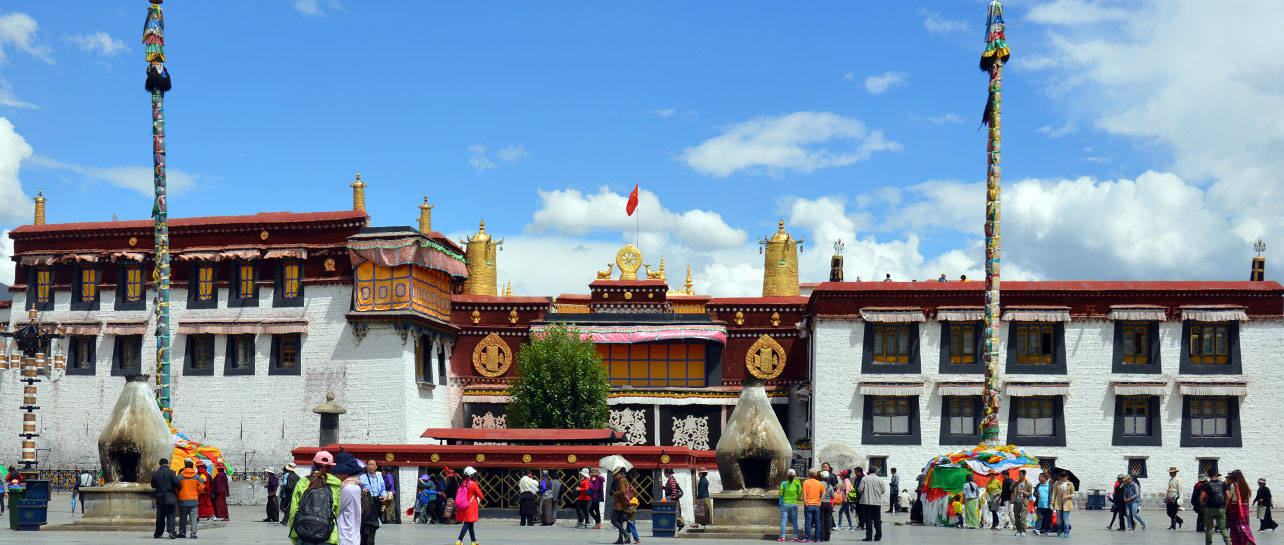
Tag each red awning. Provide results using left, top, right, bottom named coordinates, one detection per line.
left=420, top=428, right=623, bottom=444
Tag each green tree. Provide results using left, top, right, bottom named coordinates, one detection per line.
left=507, top=323, right=610, bottom=429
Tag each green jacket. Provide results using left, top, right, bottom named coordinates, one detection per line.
left=780, top=478, right=803, bottom=505
left=288, top=473, right=342, bottom=545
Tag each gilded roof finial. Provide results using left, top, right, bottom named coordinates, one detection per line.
left=1255, top=239, right=1267, bottom=257
left=418, top=196, right=434, bottom=234
left=33, top=190, right=46, bottom=226
left=350, top=173, right=367, bottom=212
left=684, top=265, right=694, bottom=295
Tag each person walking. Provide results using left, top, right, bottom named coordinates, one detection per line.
left=694, top=467, right=711, bottom=529
left=590, top=469, right=605, bottom=529
left=778, top=468, right=803, bottom=542
left=381, top=468, right=400, bottom=524
left=209, top=464, right=230, bottom=521
left=611, top=469, right=635, bottom=544
left=1125, top=475, right=1147, bottom=531
left=1167, top=467, right=1185, bottom=530
left=413, top=475, right=435, bottom=524
left=151, top=458, right=179, bottom=539
left=264, top=467, right=280, bottom=522
left=1034, top=473, right=1052, bottom=535
left=176, top=460, right=205, bottom=538
left=1225, top=470, right=1256, bottom=545
left=1202, top=471, right=1233, bottom=545
left=280, top=463, right=301, bottom=527
left=517, top=469, right=539, bottom=526
left=819, top=470, right=834, bottom=541
left=887, top=468, right=900, bottom=514
left=196, top=463, right=214, bottom=520
left=801, top=469, right=824, bottom=542
left=962, top=474, right=981, bottom=529
left=835, top=470, right=854, bottom=531
left=575, top=468, right=592, bottom=528
left=986, top=472, right=1004, bottom=529
left=1052, top=472, right=1075, bottom=538
left=1108, top=474, right=1127, bottom=530
left=1012, top=469, right=1031, bottom=537
left=1196, top=474, right=1212, bottom=532
left=858, top=466, right=888, bottom=541
left=358, top=460, right=389, bottom=522
left=664, top=467, right=686, bottom=531
left=288, top=451, right=342, bottom=545
left=453, top=467, right=484, bottom=545
left=1253, top=478, right=1278, bottom=532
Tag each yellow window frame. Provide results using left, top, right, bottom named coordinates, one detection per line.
left=1015, top=324, right=1055, bottom=364
left=1121, top=322, right=1150, bottom=364
left=871, top=324, right=910, bottom=364
left=283, top=262, right=302, bottom=299
left=125, top=265, right=144, bottom=302
left=1189, top=322, right=1229, bottom=364
left=80, top=267, right=98, bottom=303
left=949, top=324, right=977, bottom=364
left=237, top=263, right=255, bottom=299
left=197, top=264, right=215, bottom=301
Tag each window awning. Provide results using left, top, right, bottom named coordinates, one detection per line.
left=103, top=322, right=149, bottom=336
left=858, top=382, right=924, bottom=396
left=937, top=382, right=984, bottom=396
left=529, top=323, right=726, bottom=344
left=860, top=308, right=926, bottom=323
left=61, top=322, right=102, bottom=336
left=1180, top=306, right=1249, bottom=322
left=1111, top=382, right=1168, bottom=396
left=110, top=251, right=147, bottom=262
left=19, top=255, right=56, bottom=266
left=264, top=248, right=308, bottom=260
left=1108, top=305, right=1167, bottom=321
left=937, top=307, right=984, bottom=322
left=59, top=253, right=100, bottom=263
left=1002, top=307, right=1071, bottom=322
left=219, top=249, right=261, bottom=261
left=174, top=252, right=220, bottom=262
left=177, top=320, right=308, bottom=335
left=1179, top=381, right=1248, bottom=396
left=1005, top=382, right=1070, bottom=397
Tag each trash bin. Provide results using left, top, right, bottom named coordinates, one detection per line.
left=652, top=501, right=678, bottom=537
left=16, top=480, right=49, bottom=531
left=1087, top=490, right=1106, bottom=510
left=8, top=486, right=24, bottom=530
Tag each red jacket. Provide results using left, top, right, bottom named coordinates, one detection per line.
left=578, top=477, right=592, bottom=501
left=455, top=479, right=484, bottom=523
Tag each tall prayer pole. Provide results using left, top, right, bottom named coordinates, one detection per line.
left=980, top=0, right=1010, bottom=445
left=144, top=0, right=174, bottom=423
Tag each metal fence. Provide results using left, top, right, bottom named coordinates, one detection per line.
left=418, top=467, right=656, bottom=510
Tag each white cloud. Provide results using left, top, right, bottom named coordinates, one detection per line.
left=1025, top=0, right=1131, bottom=25
left=647, top=108, right=676, bottom=117
left=26, top=155, right=202, bottom=197
left=928, top=113, right=964, bottom=125
left=919, top=8, right=969, bottom=34
left=0, top=117, right=33, bottom=225
left=1036, top=120, right=1077, bottom=138
left=681, top=111, right=900, bottom=177
left=864, top=71, right=908, bottom=95
left=66, top=31, right=127, bottom=57
left=0, top=12, right=52, bottom=63
left=0, top=229, right=13, bottom=285
left=293, top=0, right=342, bottom=17
left=0, top=80, right=35, bottom=109
left=528, top=186, right=748, bottom=252
left=497, top=144, right=529, bottom=163
left=467, top=144, right=496, bottom=173
left=843, top=71, right=855, bottom=81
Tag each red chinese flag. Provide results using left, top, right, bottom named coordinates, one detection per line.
left=626, top=184, right=640, bottom=216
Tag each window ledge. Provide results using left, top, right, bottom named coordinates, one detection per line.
left=416, top=381, right=437, bottom=391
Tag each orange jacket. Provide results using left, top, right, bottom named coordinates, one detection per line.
left=802, top=478, right=824, bottom=506
left=176, top=468, right=205, bottom=502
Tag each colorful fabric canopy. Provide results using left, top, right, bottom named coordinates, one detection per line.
left=530, top=323, right=727, bottom=344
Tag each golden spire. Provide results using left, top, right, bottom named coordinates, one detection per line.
left=684, top=265, right=694, bottom=295
left=759, top=219, right=803, bottom=296
left=418, top=196, right=434, bottom=234
left=460, top=220, right=503, bottom=295
left=33, top=190, right=46, bottom=226
left=350, top=173, right=367, bottom=212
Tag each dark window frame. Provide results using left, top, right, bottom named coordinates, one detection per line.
left=270, top=333, right=303, bottom=376
left=187, top=261, right=219, bottom=310
left=1006, top=396, right=1067, bottom=447
left=938, top=321, right=985, bottom=374
left=939, top=395, right=984, bottom=445
left=861, top=322, right=921, bottom=374
left=27, top=266, right=54, bottom=311
left=1005, top=322, right=1067, bottom=375
left=183, top=334, right=216, bottom=376
left=1181, top=395, right=1241, bottom=447
left=1112, top=320, right=1161, bottom=374
left=65, top=335, right=97, bottom=376
left=272, top=260, right=305, bottom=308
left=861, top=395, right=921, bottom=445
left=112, top=335, right=144, bottom=376
left=1112, top=395, right=1162, bottom=446
left=70, top=264, right=101, bottom=311
left=867, top=456, right=888, bottom=477
left=1198, top=458, right=1219, bottom=478
left=417, top=335, right=434, bottom=384
left=115, top=262, right=148, bottom=311
left=1179, top=321, right=1242, bottom=375
left=1127, top=458, right=1148, bottom=479
left=437, top=342, right=448, bottom=385
left=227, top=260, right=259, bottom=308
left=224, top=334, right=256, bottom=376
left=1039, top=457, right=1058, bottom=475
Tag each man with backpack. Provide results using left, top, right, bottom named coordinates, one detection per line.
left=1201, top=471, right=1233, bottom=545
left=664, top=467, right=686, bottom=531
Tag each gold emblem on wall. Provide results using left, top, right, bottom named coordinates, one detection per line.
left=508, top=309, right=518, bottom=324
left=324, top=258, right=336, bottom=272
left=616, top=244, right=643, bottom=280
left=385, top=453, right=394, bottom=462
left=660, top=454, right=671, bottom=464
left=734, top=311, right=744, bottom=325
left=476, top=453, right=486, bottom=463
left=746, top=334, right=787, bottom=380
left=471, top=309, right=480, bottom=324
left=624, top=291, right=633, bottom=300
left=472, top=333, right=512, bottom=377
left=431, top=453, right=440, bottom=463
left=260, top=230, right=270, bottom=241
left=128, top=236, right=138, bottom=247
left=568, top=454, right=577, bottom=464
left=770, top=312, right=781, bottom=326
left=522, top=454, right=532, bottom=463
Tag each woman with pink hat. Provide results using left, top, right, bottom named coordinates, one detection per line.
left=288, top=451, right=342, bottom=545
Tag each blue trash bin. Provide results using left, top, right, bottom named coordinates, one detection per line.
left=16, top=480, right=49, bottom=531
left=652, top=502, right=678, bottom=537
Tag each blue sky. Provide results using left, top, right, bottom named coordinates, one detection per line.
left=3, top=1, right=1282, bottom=296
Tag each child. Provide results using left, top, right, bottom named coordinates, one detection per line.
left=952, top=495, right=965, bottom=528
left=414, top=477, right=437, bottom=524
left=626, top=496, right=642, bottom=544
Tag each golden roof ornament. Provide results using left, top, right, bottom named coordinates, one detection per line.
left=461, top=220, right=503, bottom=295
left=615, top=244, right=643, bottom=280
left=645, top=257, right=666, bottom=281
left=684, top=265, right=694, bottom=294
left=33, top=190, right=46, bottom=226
left=418, top=196, right=434, bottom=234
left=350, top=173, right=367, bottom=212
left=759, top=220, right=803, bottom=296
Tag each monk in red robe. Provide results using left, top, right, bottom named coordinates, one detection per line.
left=197, top=464, right=215, bottom=519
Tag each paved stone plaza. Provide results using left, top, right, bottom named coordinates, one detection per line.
left=10, top=494, right=1276, bottom=544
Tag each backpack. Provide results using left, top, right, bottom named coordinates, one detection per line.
left=292, top=486, right=336, bottom=543
left=671, top=478, right=684, bottom=500
left=455, top=480, right=472, bottom=512
left=1205, top=481, right=1227, bottom=509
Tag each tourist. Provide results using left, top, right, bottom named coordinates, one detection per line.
left=576, top=468, right=592, bottom=528
left=802, top=468, right=824, bottom=542
left=952, top=495, right=965, bottom=528
left=1033, top=473, right=1052, bottom=535
left=1125, top=474, right=1147, bottom=531
left=910, top=471, right=926, bottom=524
left=74, top=468, right=93, bottom=514
left=381, top=468, right=399, bottom=524
left=887, top=468, right=900, bottom=514
left=1254, top=478, right=1278, bottom=532
left=539, top=469, right=562, bottom=526
left=1202, top=471, right=1232, bottom=545
left=820, top=462, right=836, bottom=530
left=281, top=463, right=301, bottom=527
left=857, top=464, right=887, bottom=541
left=331, top=452, right=364, bottom=545
left=819, top=470, right=834, bottom=541
left=288, top=450, right=341, bottom=545
left=938, top=274, right=947, bottom=282
left=836, top=470, right=855, bottom=531
left=151, top=458, right=180, bottom=539
left=518, top=469, right=539, bottom=526
left=611, top=469, right=634, bottom=544
left=197, top=462, right=214, bottom=520
left=1196, top=474, right=1211, bottom=532
left=264, top=466, right=280, bottom=522
left=1107, top=474, right=1125, bottom=530
left=852, top=467, right=866, bottom=530
left=1012, top=469, right=1031, bottom=537
left=694, top=467, right=711, bottom=529
left=432, top=474, right=448, bottom=524
left=664, top=467, right=686, bottom=531
left=778, top=468, right=802, bottom=542
left=176, top=460, right=204, bottom=538
left=1167, top=467, right=1185, bottom=530
left=1052, top=471, right=1076, bottom=537
left=999, top=471, right=1016, bottom=529
left=625, top=495, right=642, bottom=543
left=414, top=475, right=435, bottom=524
left=590, top=468, right=605, bottom=529
left=986, top=471, right=1003, bottom=529
left=883, top=274, right=892, bottom=282
left=898, top=487, right=912, bottom=512
left=962, top=473, right=981, bottom=529
left=358, top=460, right=388, bottom=519
left=442, top=468, right=459, bottom=522
left=1225, top=470, right=1255, bottom=544
left=359, top=475, right=382, bottom=545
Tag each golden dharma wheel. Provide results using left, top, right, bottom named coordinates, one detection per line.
left=660, top=454, right=671, bottom=464
left=522, top=454, right=532, bottom=463
left=476, top=453, right=486, bottom=463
